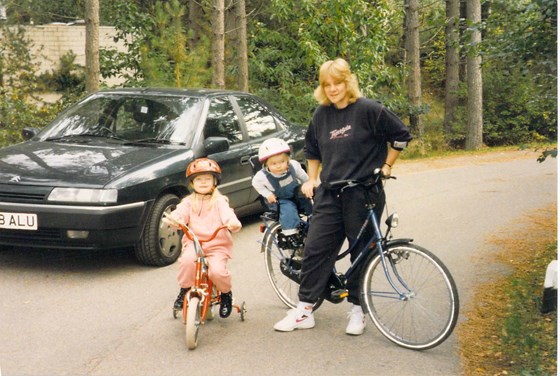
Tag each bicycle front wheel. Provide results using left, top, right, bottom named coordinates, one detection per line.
left=360, top=243, right=459, bottom=350
left=185, top=297, right=201, bottom=350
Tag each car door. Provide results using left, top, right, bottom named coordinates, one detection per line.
left=232, top=94, right=285, bottom=203
left=202, top=95, right=252, bottom=209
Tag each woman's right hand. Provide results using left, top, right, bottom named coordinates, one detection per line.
left=301, top=180, right=316, bottom=198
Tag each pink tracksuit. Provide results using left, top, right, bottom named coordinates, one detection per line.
left=169, top=193, right=241, bottom=293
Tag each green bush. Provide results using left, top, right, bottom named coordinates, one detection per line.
left=483, top=66, right=557, bottom=146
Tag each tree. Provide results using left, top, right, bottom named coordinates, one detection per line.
left=236, top=0, right=248, bottom=92
left=444, top=0, right=460, bottom=135
left=404, top=0, right=422, bottom=138
left=465, top=0, right=483, bottom=149
left=84, top=0, right=100, bottom=93
left=211, top=0, right=225, bottom=89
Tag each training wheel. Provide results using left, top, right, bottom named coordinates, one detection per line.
left=240, top=301, right=247, bottom=321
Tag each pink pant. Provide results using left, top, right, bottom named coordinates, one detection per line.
left=177, top=245, right=232, bottom=293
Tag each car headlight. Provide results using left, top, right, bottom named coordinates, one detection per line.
left=47, top=188, right=118, bottom=203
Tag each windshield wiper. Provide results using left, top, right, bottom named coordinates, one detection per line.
left=46, top=133, right=126, bottom=142
left=125, top=138, right=185, bottom=146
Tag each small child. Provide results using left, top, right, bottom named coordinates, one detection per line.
left=166, top=158, right=242, bottom=318
left=252, top=138, right=312, bottom=249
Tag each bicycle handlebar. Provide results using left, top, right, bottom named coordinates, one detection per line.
left=183, top=225, right=229, bottom=243
left=163, top=213, right=229, bottom=243
left=324, top=169, right=395, bottom=192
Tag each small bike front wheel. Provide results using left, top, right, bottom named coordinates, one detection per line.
left=360, top=243, right=459, bottom=350
left=185, top=297, right=202, bottom=350
left=262, top=221, right=323, bottom=310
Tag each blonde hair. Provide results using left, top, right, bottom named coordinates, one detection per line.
left=313, top=58, right=362, bottom=106
left=185, top=173, right=225, bottom=212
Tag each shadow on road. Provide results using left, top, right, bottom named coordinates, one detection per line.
left=0, top=246, right=140, bottom=272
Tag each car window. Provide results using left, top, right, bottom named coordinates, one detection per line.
left=204, top=97, right=243, bottom=144
left=235, top=96, right=278, bottom=140
left=38, top=94, right=202, bottom=145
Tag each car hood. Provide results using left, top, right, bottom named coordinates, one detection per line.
left=0, top=140, right=188, bottom=188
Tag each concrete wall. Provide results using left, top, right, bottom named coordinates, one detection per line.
left=23, top=24, right=127, bottom=86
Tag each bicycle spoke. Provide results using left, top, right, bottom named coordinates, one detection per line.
left=361, top=244, right=459, bottom=350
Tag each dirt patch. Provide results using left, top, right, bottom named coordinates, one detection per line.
left=456, top=204, right=557, bottom=375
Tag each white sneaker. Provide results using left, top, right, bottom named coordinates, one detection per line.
left=274, top=309, right=315, bottom=332
left=346, top=305, right=366, bottom=335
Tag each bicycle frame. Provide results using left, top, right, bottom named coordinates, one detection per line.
left=183, top=240, right=215, bottom=324
left=334, top=180, right=417, bottom=302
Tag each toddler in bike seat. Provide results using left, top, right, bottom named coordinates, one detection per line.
left=252, top=138, right=312, bottom=250
left=165, top=158, right=242, bottom=318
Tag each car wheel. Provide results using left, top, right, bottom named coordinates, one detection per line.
left=135, top=193, right=182, bottom=266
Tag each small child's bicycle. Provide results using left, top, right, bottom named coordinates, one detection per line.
left=166, top=215, right=246, bottom=350
left=259, top=170, right=459, bottom=350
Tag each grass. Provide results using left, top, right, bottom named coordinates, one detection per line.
left=457, top=204, right=557, bottom=375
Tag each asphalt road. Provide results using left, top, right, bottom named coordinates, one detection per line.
left=0, top=150, right=556, bottom=376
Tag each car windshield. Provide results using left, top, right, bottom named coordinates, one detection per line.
left=39, top=93, right=203, bottom=145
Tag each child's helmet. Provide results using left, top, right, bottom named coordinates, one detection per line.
left=186, top=158, right=222, bottom=185
left=258, top=138, right=291, bottom=162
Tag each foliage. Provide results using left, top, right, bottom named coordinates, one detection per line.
left=481, top=0, right=557, bottom=145
left=3, top=0, right=131, bottom=26
left=248, top=0, right=405, bottom=125
left=100, top=0, right=210, bottom=88
left=0, top=24, right=53, bottom=146
left=37, top=51, right=85, bottom=94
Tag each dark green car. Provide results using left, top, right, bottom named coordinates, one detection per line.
left=0, top=88, right=306, bottom=266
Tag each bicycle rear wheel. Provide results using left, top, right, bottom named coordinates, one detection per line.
left=360, top=243, right=459, bottom=350
left=262, top=221, right=323, bottom=310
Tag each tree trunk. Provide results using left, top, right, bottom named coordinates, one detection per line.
left=404, top=0, right=422, bottom=137
left=236, top=0, right=249, bottom=92
left=444, top=0, right=460, bottom=135
left=84, top=0, right=100, bottom=93
left=211, top=0, right=225, bottom=89
left=465, top=0, right=483, bottom=150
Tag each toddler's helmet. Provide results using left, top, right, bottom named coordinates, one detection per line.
left=258, top=138, right=291, bottom=162
left=186, top=158, right=222, bottom=185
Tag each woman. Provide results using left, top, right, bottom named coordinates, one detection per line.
left=274, top=58, right=412, bottom=335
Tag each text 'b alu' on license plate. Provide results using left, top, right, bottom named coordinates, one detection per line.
left=0, top=212, right=38, bottom=230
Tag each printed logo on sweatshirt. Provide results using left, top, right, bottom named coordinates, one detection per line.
left=330, top=124, right=352, bottom=140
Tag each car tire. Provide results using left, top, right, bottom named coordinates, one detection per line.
left=135, top=193, right=182, bottom=266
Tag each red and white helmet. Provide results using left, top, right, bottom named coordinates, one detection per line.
left=258, top=138, right=291, bottom=162
left=186, top=158, right=222, bottom=185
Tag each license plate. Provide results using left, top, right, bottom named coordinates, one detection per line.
left=0, top=212, right=38, bottom=230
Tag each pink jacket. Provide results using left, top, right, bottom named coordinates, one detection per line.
left=169, top=194, right=241, bottom=256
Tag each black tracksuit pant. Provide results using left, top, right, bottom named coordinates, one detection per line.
left=298, top=182, right=385, bottom=306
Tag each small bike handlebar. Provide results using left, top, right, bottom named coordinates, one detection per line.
left=183, top=225, right=229, bottom=243
left=163, top=213, right=229, bottom=243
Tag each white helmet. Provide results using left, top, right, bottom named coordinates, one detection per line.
left=258, top=138, right=291, bottom=162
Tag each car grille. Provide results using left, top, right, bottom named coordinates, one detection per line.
left=0, top=184, right=50, bottom=203
left=0, top=228, right=62, bottom=242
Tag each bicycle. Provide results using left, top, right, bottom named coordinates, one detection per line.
left=166, top=215, right=247, bottom=350
left=259, top=170, right=459, bottom=350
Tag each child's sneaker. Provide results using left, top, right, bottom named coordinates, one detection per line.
left=345, top=304, right=366, bottom=335
left=219, top=291, right=233, bottom=318
left=174, top=288, right=189, bottom=310
left=273, top=308, right=315, bottom=332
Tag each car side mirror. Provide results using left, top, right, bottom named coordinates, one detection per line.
left=22, top=127, right=40, bottom=140
left=203, top=137, right=230, bottom=155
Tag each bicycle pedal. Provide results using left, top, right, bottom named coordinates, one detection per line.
left=329, top=289, right=348, bottom=303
